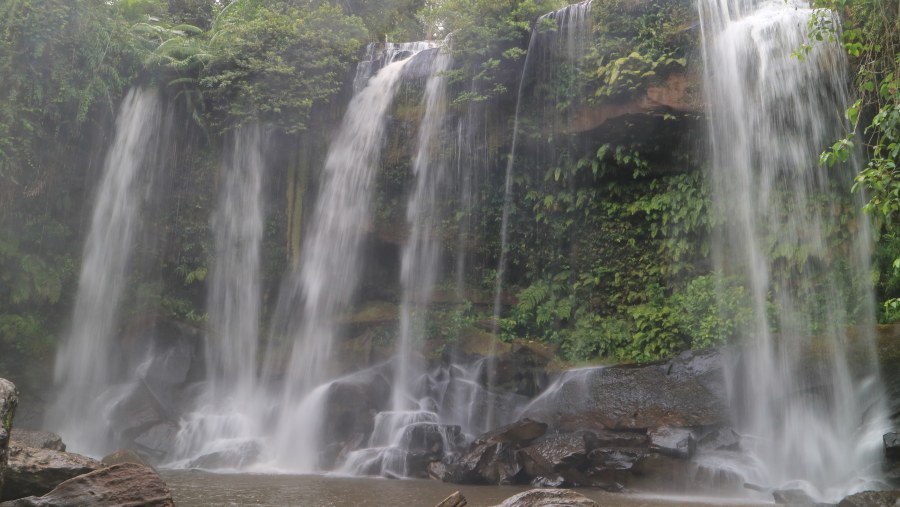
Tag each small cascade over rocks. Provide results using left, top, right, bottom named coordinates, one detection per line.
left=699, top=0, right=889, bottom=500
left=47, top=88, right=168, bottom=457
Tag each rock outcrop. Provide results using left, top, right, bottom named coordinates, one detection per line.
left=9, top=431, right=64, bottom=453
left=0, top=379, right=18, bottom=498
left=1, top=445, right=102, bottom=501
left=0, top=462, right=174, bottom=507
left=520, top=350, right=727, bottom=432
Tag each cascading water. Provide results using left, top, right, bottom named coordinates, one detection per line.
left=263, top=42, right=433, bottom=472
left=341, top=46, right=459, bottom=478
left=393, top=47, right=454, bottom=412
left=47, top=88, right=165, bottom=455
left=169, top=125, right=267, bottom=468
left=699, top=0, right=888, bottom=499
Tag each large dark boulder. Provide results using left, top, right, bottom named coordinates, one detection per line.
left=0, top=463, right=174, bottom=507
left=0, top=379, right=17, bottom=498
left=517, top=432, right=593, bottom=486
left=837, top=490, right=900, bottom=507
left=520, top=350, right=727, bottom=431
left=440, top=419, right=549, bottom=485
left=1, top=445, right=102, bottom=501
left=9, top=431, right=64, bottom=453
left=450, top=441, right=524, bottom=485
left=490, top=489, right=599, bottom=507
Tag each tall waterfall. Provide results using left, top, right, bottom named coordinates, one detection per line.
left=169, top=125, right=267, bottom=468
left=264, top=43, right=432, bottom=472
left=699, top=0, right=888, bottom=499
left=393, top=48, right=454, bottom=412
left=47, top=88, right=165, bottom=455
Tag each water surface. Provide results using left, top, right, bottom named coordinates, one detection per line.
left=161, top=471, right=772, bottom=507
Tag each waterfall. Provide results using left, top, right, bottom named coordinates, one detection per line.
left=264, top=43, right=432, bottom=472
left=338, top=45, right=459, bottom=478
left=393, top=48, right=454, bottom=412
left=47, top=88, right=165, bottom=455
left=168, top=125, right=267, bottom=469
left=699, top=0, right=888, bottom=499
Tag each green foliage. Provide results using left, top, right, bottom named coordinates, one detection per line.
left=424, top=0, right=567, bottom=103
left=0, top=0, right=143, bottom=183
left=199, top=3, right=367, bottom=132
left=586, top=0, right=695, bottom=101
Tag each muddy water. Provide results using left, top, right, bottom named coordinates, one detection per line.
left=160, top=471, right=771, bottom=507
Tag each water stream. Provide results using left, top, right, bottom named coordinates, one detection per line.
left=47, top=88, right=166, bottom=455
left=263, top=43, right=434, bottom=472
left=699, top=0, right=889, bottom=499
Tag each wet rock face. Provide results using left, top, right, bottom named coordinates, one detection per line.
left=1, top=445, right=102, bottom=501
left=1, top=379, right=18, bottom=498
left=520, top=350, right=727, bottom=432
left=0, top=463, right=174, bottom=507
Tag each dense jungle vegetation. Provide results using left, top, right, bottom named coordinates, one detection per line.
left=0, top=0, right=897, bottom=391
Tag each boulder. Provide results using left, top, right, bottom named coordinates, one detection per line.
left=0, top=462, right=174, bottom=507
left=648, top=427, right=696, bottom=459
left=101, top=449, right=151, bottom=468
left=517, top=432, right=593, bottom=485
left=9, top=431, right=64, bottom=453
left=476, top=419, right=548, bottom=446
left=773, top=489, right=819, bottom=506
left=837, top=491, right=900, bottom=507
left=434, top=491, right=467, bottom=507
left=490, top=489, right=599, bottom=507
left=2, top=445, right=102, bottom=501
left=885, top=433, right=900, bottom=461
left=697, top=426, right=740, bottom=451
left=442, top=419, right=550, bottom=485
left=520, top=350, right=727, bottom=431
left=1, top=379, right=18, bottom=498
left=450, top=442, right=523, bottom=485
